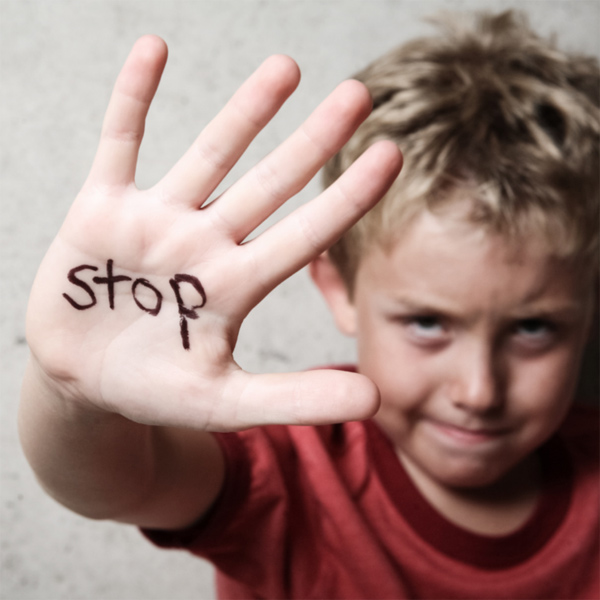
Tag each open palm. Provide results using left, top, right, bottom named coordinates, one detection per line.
left=26, top=36, right=402, bottom=431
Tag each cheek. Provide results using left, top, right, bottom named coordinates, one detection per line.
left=356, top=322, right=434, bottom=413
left=510, top=350, right=581, bottom=437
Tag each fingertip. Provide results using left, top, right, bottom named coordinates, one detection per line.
left=325, top=80, right=373, bottom=132
left=115, top=35, right=168, bottom=102
left=264, top=54, right=300, bottom=75
left=337, top=79, right=373, bottom=116
left=348, top=140, right=402, bottom=202
left=260, top=54, right=301, bottom=95
left=346, top=372, right=381, bottom=420
left=372, top=139, right=404, bottom=175
left=305, top=369, right=380, bottom=423
left=129, top=35, right=169, bottom=74
left=134, top=34, right=168, bottom=57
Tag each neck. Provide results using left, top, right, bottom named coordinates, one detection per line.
left=398, top=452, right=542, bottom=536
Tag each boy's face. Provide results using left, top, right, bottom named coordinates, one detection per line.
left=327, top=206, right=592, bottom=490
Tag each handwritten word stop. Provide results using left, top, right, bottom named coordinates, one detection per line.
left=63, top=259, right=206, bottom=350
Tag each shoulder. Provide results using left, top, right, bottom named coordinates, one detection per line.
left=556, top=403, right=599, bottom=473
left=559, top=403, right=599, bottom=441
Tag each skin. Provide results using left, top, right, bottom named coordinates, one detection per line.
left=311, top=205, right=593, bottom=534
left=18, top=36, right=402, bottom=529
left=21, top=34, right=591, bottom=539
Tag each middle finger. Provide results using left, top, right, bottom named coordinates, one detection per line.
left=207, top=79, right=373, bottom=242
left=157, top=54, right=300, bottom=208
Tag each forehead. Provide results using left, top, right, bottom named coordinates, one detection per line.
left=355, top=209, right=589, bottom=314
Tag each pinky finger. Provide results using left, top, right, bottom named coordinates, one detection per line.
left=88, top=35, right=168, bottom=187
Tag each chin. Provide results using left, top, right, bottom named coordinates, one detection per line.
left=431, top=459, right=514, bottom=490
left=445, top=471, right=505, bottom=490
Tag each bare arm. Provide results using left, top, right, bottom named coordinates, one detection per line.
left=20, top=358, right=225, bottom=529
left=19, top=36, right=402, bottom=530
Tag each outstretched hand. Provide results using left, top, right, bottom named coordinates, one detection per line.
left=27, top=36, right=402, bottom=431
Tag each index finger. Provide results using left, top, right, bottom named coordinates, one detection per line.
left=89, top=35, right=168, bottom=187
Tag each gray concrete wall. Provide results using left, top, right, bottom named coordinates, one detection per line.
left=2, top=1, right=598, bottom=599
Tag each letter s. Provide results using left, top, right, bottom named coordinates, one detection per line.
left=62, top=265, right=99, bottom=310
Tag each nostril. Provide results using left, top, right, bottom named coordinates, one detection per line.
left=448, top=369, right=501, bottom=414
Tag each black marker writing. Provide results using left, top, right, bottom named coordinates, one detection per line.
left=92, top=259, right=132, bottom=309
left=169, top=274, right=207, bottom=351
left=132, top=278, right=163, bottom=316
left=63, top=260, right=207, bottom=350
left=63, top=265, right=99, bottom=310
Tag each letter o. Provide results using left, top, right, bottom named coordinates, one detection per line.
left=132, top=279, right=163, bottom=316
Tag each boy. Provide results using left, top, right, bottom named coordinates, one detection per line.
left=19, top=10, right=598, bottom=600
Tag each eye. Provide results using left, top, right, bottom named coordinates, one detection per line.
left=406, top=315, right=446, bottom=340
left=513, top=318, right=556, bottom=346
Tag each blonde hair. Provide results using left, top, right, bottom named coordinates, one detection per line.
left=323, top=10, right=599, bottom=289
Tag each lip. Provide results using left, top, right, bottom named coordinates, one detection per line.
left=426, top=419, right=508, bottom=446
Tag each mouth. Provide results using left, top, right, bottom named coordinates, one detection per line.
left=426, top=419, right=508, bottom=446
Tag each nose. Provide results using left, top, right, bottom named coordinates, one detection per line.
left=448, top=342, right=503, bottom=414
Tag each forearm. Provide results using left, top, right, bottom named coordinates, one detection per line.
left=18, top=36, right=399, bottom=530
left=18, top=357, right=157, bottom=521
left=19, top=357, right=225, bottom=528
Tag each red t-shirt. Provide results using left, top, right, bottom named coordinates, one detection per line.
left=143, top=405, right=599, bottom=599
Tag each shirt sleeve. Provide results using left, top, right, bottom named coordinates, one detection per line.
left=141, top=426, right=303, bottom=596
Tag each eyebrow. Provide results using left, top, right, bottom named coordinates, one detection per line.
left=384, top=295, right=458, bottom=315
left=384, top=294, right=586, bottom=320
left=510, top=303, right=586, bottom=320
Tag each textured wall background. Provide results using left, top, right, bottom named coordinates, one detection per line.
left=2, top=1, right=598, bottom=599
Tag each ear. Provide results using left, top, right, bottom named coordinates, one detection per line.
left=309, top=253, right=357, bottom=336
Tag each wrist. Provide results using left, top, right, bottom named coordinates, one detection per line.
left=22, top=356, right=114, bottom=426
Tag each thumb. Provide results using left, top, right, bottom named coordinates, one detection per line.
left=216, top=368, right=380, bottom=431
